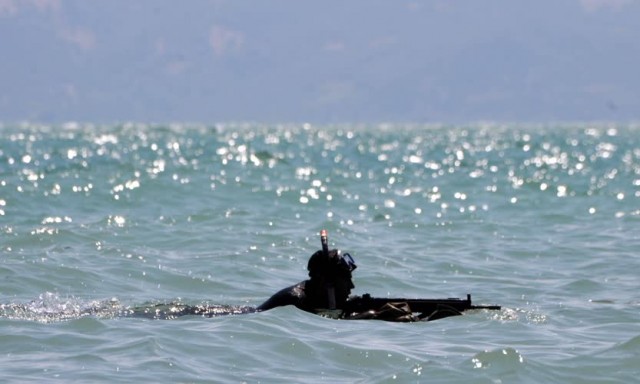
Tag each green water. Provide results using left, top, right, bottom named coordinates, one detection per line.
left=1, top=122, right=639, bottom=382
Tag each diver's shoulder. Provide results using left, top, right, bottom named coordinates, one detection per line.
left=256, top=281, right=307, bottom=311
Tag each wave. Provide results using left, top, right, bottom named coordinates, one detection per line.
left=0, top=292, right=256, bottom=323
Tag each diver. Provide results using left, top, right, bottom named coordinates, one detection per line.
left=258, top=230, right=439, bottom=321
left=257, top=247, right=356, bottom=313
left=257, top=230, right=500, bottom=322
left=256, top=230, right=426, bottom=321
left=257, top=229, right=356, bottom=314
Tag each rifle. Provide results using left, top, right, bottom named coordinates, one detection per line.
left=343, top=293, right=501, bottom=321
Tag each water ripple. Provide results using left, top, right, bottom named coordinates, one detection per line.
left=1, top=122, right=639, bottom=382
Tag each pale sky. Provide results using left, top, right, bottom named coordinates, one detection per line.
left=1, top=0, right=639, bottom=123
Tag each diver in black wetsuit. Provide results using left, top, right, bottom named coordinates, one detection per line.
left=257, top=248, right=356, bottom=313
left=256, top=230, right=477, bottom=322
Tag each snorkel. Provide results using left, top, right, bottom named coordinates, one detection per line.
left=320, top=229, right=329, bottom=256
left=320, top=229, right=337, bottom=309
left=312, top=229, right=357, bottom=310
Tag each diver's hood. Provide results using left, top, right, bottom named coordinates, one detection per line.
left=307, top=249, right=357, bottom=281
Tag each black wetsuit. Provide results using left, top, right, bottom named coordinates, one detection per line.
left=256, top=279, right=352, bottom=313
left=256, top=281, right=310, bottom=311
left=257, top=249, right=354, bottom=313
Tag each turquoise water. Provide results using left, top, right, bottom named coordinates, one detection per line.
left=1, top=122, right=639, bottom=383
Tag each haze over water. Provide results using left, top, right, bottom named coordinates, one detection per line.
left=1, top=122, right=639, bottom=382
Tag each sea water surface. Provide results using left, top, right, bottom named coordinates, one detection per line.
left=1, top=122, right=638, bottom=383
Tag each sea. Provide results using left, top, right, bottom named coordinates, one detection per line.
left=0, top=122, right=638, bottom=383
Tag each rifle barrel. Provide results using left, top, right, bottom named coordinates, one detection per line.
left=471, top=305, right=502, bottom=310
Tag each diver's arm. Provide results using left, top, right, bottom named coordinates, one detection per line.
left=256, top=281, right=306, bottom=311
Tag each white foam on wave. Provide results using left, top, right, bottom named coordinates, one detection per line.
left=0, top=292, right=121, bottom=323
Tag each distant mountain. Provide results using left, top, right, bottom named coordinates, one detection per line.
left=1, top=0, right=638, bottom=123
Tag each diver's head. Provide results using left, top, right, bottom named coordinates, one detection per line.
left=308, top=249, right=356, bottom=279
left=307, top=249, right=357, bottom=307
